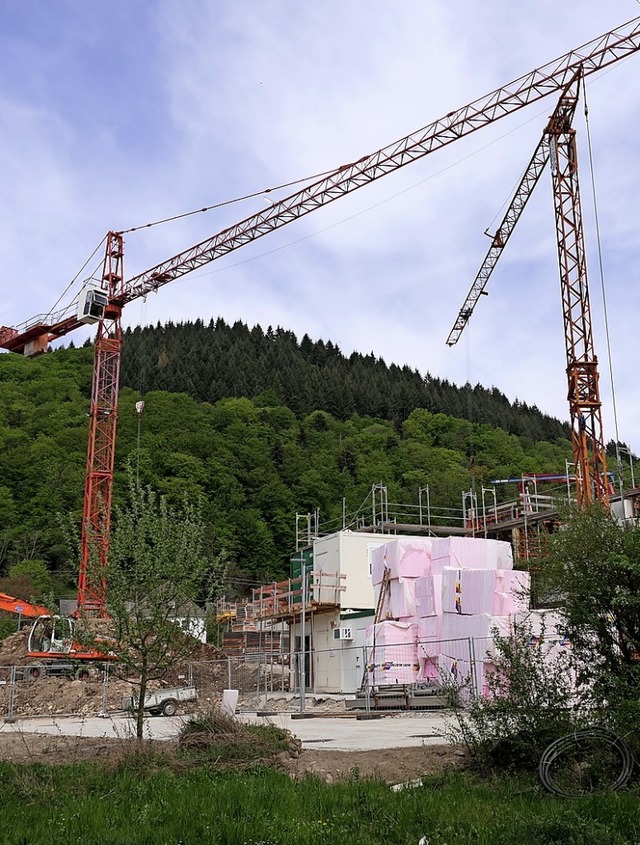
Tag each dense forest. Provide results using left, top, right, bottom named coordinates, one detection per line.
left=119, top=319, right=571, bottom=442
left=0, top=321, right=577, bottom=593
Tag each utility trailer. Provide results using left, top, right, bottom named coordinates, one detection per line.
left=122, top=686, right=197, bottom=717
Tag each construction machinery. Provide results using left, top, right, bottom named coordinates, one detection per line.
left=1, top=16, right=639, bottom=619
left=447, top=69, right=610, bottom=509
left=0, top=592, right=111, bottom=673
left=0, top=592, right=49, bottom=619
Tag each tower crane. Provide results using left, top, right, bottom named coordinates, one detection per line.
left=1, top=16, right=639, bottom=617
left=446, top=69, right=609, bottom=510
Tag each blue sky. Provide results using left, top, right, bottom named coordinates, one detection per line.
left=2, top=1, right=640, bottom=451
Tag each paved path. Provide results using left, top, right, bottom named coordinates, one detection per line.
left=0, top=711, right=450, bottom=751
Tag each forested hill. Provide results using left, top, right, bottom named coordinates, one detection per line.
left=119, top=319, right=570, bottom=443
left=0, top=342, right=574, bottom=589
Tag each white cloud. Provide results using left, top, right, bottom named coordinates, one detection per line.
left=1, top=0, right=640, bottom=450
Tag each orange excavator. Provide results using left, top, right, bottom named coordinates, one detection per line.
left=0, top=592, right=114, bottom=677
left=0, top=592, right=100, bottom=678
left=0, top=592, right=49, bottom=618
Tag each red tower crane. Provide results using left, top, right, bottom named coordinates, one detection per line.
left=447, top=69, right=609, bottom=509
left=1, top=16, right=639, bottom=615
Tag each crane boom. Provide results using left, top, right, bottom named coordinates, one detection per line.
left=120, top=15, right=640, bottom=304
left=446, top=135, right=551, bottom=346
left=1, top=14, right=640, bottom=351
left=446, top=72, right=581, bottom=346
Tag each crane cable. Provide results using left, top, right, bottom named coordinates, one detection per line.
left=581, top=76, right=624, bottom=493
left=115, top=167, right=342, bottom=235
left=48, top=234, right=108, bottom=316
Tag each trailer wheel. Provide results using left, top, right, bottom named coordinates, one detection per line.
left=25, top=665, right=44, bottom=681
left=161, top=698, right=178, bottom=717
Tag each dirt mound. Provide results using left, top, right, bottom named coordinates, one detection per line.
left=280, top=744, right=468, bottom=783
left=0, top=731, right=467, bottom=781
left=0, top=676, right=134, bottom=718
left=0, top=629, right=33, bottom=666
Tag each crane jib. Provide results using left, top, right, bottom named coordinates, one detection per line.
left=3, top=15, right=640, bottom=340
left=122, top=16, right=640, bottom=303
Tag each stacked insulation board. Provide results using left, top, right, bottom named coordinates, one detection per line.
left=366, top=537, right=534, bottom=695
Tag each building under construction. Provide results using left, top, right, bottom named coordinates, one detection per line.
left=216, top=478, right=640, bottom=695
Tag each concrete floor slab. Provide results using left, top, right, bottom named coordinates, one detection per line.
left=0, top=710, right=451, bottom=751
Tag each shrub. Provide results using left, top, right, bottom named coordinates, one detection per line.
left=178, top=708, right=300, bottom=762
left=444, top=618, right=585, bottom=772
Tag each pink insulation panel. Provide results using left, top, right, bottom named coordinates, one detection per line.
left=492, top=569, right=531, bottom=615
left=366, top=620, right=417, bottom=647
left=442, top=568, right=530, bottom=616
left=366, top=620, right=418, bottom=686
left=370, top=538, right=432, bottom=585
left=441, top=567, right=497, bottom=615
left=440, top=613, right=514, bottom=661
left=417, top=614, right=441, bottom=643
left=374, top=577, right=420, bottom=620
left=414, top=574, right=442, bottom=618
left=417, top=655, right=440, bottom=683
left=431, top=537, right=513, bottom=571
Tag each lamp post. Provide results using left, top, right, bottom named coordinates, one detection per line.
left=618, top=446, right=636, bottom=490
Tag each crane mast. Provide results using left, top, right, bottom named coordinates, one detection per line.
left=77, top=233, right=124, bottom=614
left=2, top=17, right=639, bottom=611
left=447, top=71, right=609, bottom=509
left=549, top=101, right=609, bottom=508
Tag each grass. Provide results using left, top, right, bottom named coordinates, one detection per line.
left=0, top=763, right=639, bottom=844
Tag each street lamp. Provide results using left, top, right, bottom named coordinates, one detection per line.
left=618, top=446, right=636, bottom=491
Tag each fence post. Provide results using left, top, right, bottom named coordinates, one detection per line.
left=99, top=662, right=110, bottom=717
left=363, top=645, right=371, bottom=715
left=5, top=665, right=16, bottom=723
left=256, top=652, right=260, bottom=701
left=227, top=656, right=232, bottom=691
left=468, top=637, right=478, bottom=698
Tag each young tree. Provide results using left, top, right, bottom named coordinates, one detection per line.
left=547, top=506, right=640, bottom=730
left=88, top=478, right=226, bottom=739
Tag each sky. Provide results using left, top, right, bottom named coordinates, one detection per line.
left=2, top=1, right=640, bottom=452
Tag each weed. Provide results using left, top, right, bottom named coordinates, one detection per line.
left=177, top=707, right=300, bottom=762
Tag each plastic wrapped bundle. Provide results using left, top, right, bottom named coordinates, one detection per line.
left=371, top=538, right=433, bottom=585
left=441, top=567, right=497, bottom=615
left=492, top=569, right=531, bottom=615
left=365, top=620, right=418, bottom=686
left=417, top=616, right=442, bottom=661
left=417, top=654, right=440, bottom=683
left=440, top=613, right=514, bottom=661
left=414, top=574, right=443, bottom=617
left=431, top=537, right=513, bottom=573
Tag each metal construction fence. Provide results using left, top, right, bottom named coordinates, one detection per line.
left=0, top=633, right=567, bottom=720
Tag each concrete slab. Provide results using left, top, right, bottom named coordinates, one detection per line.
left=250, top=712, right=448, bottom=751
left=0, top=710, right=451, bottom=752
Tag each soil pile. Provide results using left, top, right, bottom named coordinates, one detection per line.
left=0, top=629, right=33, bottom=667
left=0, top=731, right=467, bottom=781
left=0, top=676, right=134, bottom=718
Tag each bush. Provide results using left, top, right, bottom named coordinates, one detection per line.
left=178, top=708, right=301, bottom=762
left=0, top=617, right=18, bottom=642
left=444, top=619, right=585, bottom=772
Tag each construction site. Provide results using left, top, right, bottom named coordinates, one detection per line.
left=1, top=14, right=640, bottom=723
